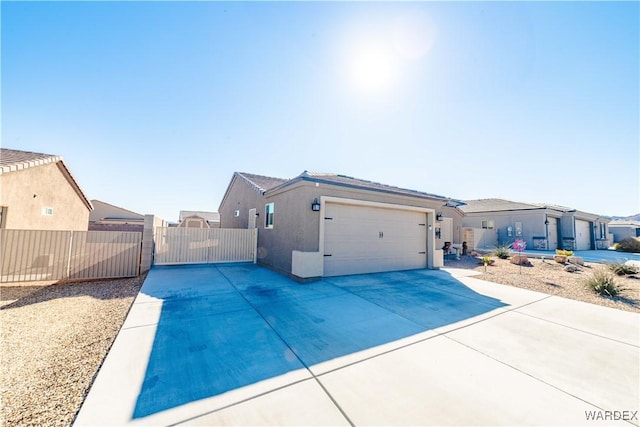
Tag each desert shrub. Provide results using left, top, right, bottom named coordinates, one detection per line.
left=493, top=244, right=511, bottom=259
left=584, top=271, right=623, bottom=297
left=616, top=237, right=640, bottom=253
left=607, top=262, right=639, bottom=276
left=481, top=255, right=493, bottom=265
left=556, top=249, right=574, bottom=257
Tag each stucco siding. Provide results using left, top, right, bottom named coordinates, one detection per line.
left=220, top=177, right=446, bottom=276
left=263, top=181, right=444, bottom=275
left=0, top=163, right=90, bottom=231
left=462, top=210, right=547, bottom=249
left=219, top=177, right=265, bottom=229
left=610, top=226, right=639, bottom=242
left=90, top=200, right=142, bottom=222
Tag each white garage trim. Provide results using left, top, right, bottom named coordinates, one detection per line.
left=318, top=196, right=436, bottom=276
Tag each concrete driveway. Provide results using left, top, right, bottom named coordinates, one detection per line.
left=75, top=264, right=639, bottom=426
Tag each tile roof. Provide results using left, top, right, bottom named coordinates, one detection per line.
left=609, top=219, right=640, bottom=227
left=460, top=198, right=578, bottom=213
left=237, top=170, right=456, bottom=203
left=0, top=148, right=61, bottom=174
left=90, top=200, right=144, bottom=220
left=0, top=148, right=92, bottom=211
left=460, top=198, right=544, bottom=213
left=235, top=172, right=290, bottom=194
left=532, top=202, right=575, bottom=212
left=294, top=171, right=452, bottom=202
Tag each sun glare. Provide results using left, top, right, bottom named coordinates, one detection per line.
left=348, top=45, right=398, bottom=94
left=341, top=11, right=437, bottom=97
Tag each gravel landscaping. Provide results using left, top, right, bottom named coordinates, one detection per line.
left=2, top=257, right=638, bottom=427
left=446, top=255, right=640, bottom=313
left=0, top=275, right=145, bottom=427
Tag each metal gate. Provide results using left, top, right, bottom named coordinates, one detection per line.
left=0, top=229, right=142, bottom=283
left=153, top=227, right=257, bottom=265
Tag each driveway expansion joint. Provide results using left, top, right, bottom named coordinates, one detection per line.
left=215, top=266, right=355, bottom=426
left=442, top=334, right=610, bottom=414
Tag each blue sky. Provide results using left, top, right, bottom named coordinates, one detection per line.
left=2, top=1, right=638, bottom=221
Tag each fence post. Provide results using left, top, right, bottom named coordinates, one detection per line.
left=140, top=215, right=157, bottom=273
left=253, top=228, right=258, bottom=264
left=66, top=230, right=74, bottom=279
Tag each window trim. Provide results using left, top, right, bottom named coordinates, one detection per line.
left=265, top=202, right=274, bottom=229
left=481, top=219, right=494, bottom=229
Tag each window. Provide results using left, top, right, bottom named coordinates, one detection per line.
left=265, top=203, right=274, bottom=229
left=41, top=207, right=53, bottom=216
left=481, top=220, right=494, bottom=229
left=599, top=223, right=606, bottom=239
left=515, top=222, right=523, bottom=237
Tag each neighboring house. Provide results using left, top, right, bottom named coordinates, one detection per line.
left=89, top=200, right=145, bottom=232
left=608, top=220, right=640, bottom=242
left=219, top=171, right=463, bottom=279
left=460, top=198, right=611, bottom=251
left=0, top=148, right=92, bottom=231
left=178, top=211, right=220, bottom=228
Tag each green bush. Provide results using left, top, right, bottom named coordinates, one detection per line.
left=616, top=237, right=640, bottom=253
left=481, top=255, right=493, bottom=265
left=584, top=271, right=623, bottom=297
left=493, top=244, right=512, bottom=259
left=607, top=262, right=639, bottom=276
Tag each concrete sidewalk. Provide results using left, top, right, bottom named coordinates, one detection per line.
left=75, top=264, right=639, bottom=426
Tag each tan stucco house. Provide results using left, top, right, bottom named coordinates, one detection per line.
left=460, top=199, right=612, bottom=251
left=608, top=220, right=640, bottom=243
left=219, top=171, right=463, bottom=279
left=89, top=200, right=144, bottom=232
left=0, top=148, right=92, bottom=230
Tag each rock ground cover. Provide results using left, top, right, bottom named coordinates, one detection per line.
left=445, top=255, right=640, bottom=313
left=0, top=275, right=145, bottom=427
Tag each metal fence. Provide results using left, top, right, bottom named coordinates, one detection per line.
left=153, top=227, right=257, bottom=265
left=0, top=229, right=142, bottom=283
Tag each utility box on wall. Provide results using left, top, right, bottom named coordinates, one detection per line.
left=562, top=237, right=576, bottom=251
left=532, top=237, right=547, bottom=250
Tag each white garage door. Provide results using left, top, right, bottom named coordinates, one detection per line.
left=323, top=202, right=428, bottom=277
left=575, top=220, right=592, bottom=250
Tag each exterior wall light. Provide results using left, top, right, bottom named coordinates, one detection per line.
left=436, top=213, right=443, bottom=221
left=311, top=198, right=321, bottom=212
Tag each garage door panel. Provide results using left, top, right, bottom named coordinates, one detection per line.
left=323, top=203, right=427, bottom=277
left=548, top=218, right=559, bottom=250
left=575, top=220, right=591, bottom=251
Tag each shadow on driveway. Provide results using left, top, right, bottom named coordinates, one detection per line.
left=133, top=264, right=506, bottom=419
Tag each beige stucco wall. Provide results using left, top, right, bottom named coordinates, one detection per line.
left=90, top=200, right=142, bottom=222
left=258, top=181, right=443, bottom=273
left=223, top=179, right=448, bottom=276
left=219, top=177, right=266, bottom=229
left=0, top=163, right=90, bottom=231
